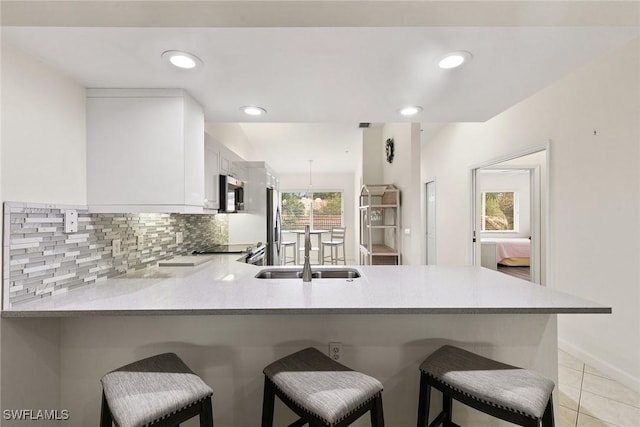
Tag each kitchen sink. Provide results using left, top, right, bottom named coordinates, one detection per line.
left=255, top=267, right=361, bottom=280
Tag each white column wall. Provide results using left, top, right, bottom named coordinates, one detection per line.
left=0, top=42, right=87, bottom=425
left=381, top=123, right=423, bottom=265
left=1, top=44, right=86, bottom=205
left=362, top=127, right=383, bottom=185
left=421, top=38, right=640, bottom=391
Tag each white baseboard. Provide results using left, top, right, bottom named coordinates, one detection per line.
left=559, top=338, right=640, bottom=393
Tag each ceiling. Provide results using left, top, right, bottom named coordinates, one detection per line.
left=238, top=123, right=365, bottom=174
left=2, top=1, right=638, bottom=175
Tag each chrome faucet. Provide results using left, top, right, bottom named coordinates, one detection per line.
left=302, top=224, right=312, bottom=282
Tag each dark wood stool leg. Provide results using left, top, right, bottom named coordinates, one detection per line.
left=417, top=372, right=431, bottom=427
left=370, top=394, right=385, bottom=427
left=261, top=377, right=276, bottom=427
left=542, top=397, right=554, bottom=427
left=200, top=396, right=214, bottom=427
left=442, top=393, right=453, bottom=425
left=100, top=391, right=113, bottom=427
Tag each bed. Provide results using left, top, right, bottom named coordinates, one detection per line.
left=480, top=238, right=530, bottom=269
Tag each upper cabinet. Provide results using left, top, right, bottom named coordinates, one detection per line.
left=204, top=139, right=220, bottom=210
left=87, top=89, right=205, bottom=213
left=203, top=134, right=249, bottom=211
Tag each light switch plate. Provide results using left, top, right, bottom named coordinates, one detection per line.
left=176, top=232, right=184, bottom=244
left=136, top=235, right=144, bottom=251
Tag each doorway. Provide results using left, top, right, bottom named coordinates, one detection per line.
left=471, top=147, right=548, bottom=285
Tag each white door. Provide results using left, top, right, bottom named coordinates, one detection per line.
left=426, top=181, right=436, bottom=264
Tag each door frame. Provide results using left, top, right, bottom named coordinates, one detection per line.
left=470, top=143, right=550, bottom=285
left=425, top=180, right=436, bottom=265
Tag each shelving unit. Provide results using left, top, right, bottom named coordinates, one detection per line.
left=359, top=184, right=401, bottom=265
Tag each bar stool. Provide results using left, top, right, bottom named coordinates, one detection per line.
left=417, top=345, right=555, bottom=427
left=321, top=227, right=346, bottom=265
left=281, top=241, right=297, bottom=265
left=262, top=347, right=384, bottom=426
left=100, top=353, right=214, bottom=427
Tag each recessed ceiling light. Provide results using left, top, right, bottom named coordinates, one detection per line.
left=398, top=106, right=423, bottom=116
left=161, top=50, right=202, bottom=69
left=438, top=51, right=472, bottom=69
left=241, top=106, right=267, bottom=116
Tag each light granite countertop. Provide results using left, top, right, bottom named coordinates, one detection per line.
left=2, top=254, right=610, bottom=317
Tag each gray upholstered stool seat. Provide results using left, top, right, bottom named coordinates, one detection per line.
left=417, top=345, right=555, bottom=427
left=262, top=347, right=384, bottom=426
left=100, top=353, right=214, bottom=427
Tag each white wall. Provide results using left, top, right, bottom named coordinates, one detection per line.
left=421, top=38, right=640, bottom=391
left=362, top=127, right=383, bottom=184
left=1, top=42, right=88, bottom=423
left=381, top=123, right=422, bottom=265
left=279, top=172, right=357, bottom=263
left=205, top=123, right=257, bottom=162
left=1, top=43, right=86, bottom=205
left=0, top=42, right=3, bottom=413
left=1, top=319, right=62, bottom=427
left=354, top=135, right=364, bottom=264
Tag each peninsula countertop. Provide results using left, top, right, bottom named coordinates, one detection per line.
left=2, top=254, right=611, bottom=317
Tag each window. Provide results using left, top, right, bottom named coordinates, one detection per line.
left=281, top=191, right=343, bottom=230
left=481, top=191, right=519, bottom=232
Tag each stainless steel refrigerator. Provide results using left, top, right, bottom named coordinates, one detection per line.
left=266, top=187, right=281, bottom=265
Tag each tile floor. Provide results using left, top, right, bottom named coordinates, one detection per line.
left=558, top=350, right=640, bottom=427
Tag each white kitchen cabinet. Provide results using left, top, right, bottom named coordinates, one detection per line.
left=87, top=89, right=205, bottom=213
left=204, top=139, right=220, bottom=210
left=220, top=153, right=231, bottom=174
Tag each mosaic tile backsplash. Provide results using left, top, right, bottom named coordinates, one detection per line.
left=3, top=202, right=228, bottom=307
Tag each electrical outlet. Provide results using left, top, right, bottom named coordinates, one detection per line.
left=63, top=209, right=78, bottom=233
left=136, top=235, right=144, bottom=251
left=112, top=239, right=122, bottom=257
left=329, top=342, right=342, bottom=361
left=176, top=231, right=184, bottom=244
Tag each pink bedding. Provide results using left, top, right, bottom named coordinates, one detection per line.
left=483, top=238, right=530, bottom=262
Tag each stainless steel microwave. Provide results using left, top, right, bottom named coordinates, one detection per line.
left=219, top=175, right=245, bottom=212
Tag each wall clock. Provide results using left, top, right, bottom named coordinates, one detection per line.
left=385, top=138, right=395, bottom=163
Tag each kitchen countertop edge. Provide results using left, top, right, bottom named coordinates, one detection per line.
left=1, top=306, right=612, bottom=318
left=2, top=255, right=612, bottom=317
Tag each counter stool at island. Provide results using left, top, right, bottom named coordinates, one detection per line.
left=281, top=241, right=297, bottom=265
left=100, top=353, right=214, bottom=427
left=262, top=347, right=385, bottom=426
left=321, top=227, right=346, bottom=265
left=417, top=345, right=555, bottom=427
